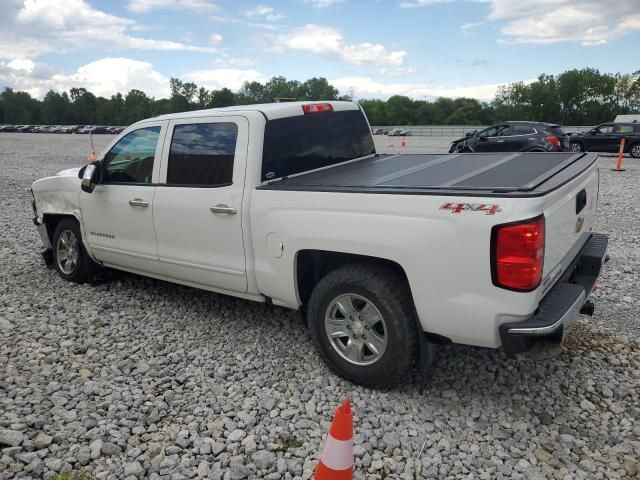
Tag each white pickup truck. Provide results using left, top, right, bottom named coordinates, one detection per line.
left=31, top=101, right=608, bottom=387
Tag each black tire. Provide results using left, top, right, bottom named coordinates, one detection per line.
left=307, top=263, right=419, bottom=388
left=569, top=141, right=584, bottom=153
left=52, top=218, right=99, bottom=283
left=630, top=143, right=640, bottom=159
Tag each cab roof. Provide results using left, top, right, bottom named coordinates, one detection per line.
left=145, top=101, right=360, bottom=123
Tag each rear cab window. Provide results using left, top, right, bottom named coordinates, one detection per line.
left=261, top=109, right=375, bottom=182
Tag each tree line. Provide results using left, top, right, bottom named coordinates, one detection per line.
left=1, top=68, right=638, bottom=127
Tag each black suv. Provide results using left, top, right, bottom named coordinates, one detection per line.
left=449, top=121, right=569, bottom=153
left=568, top=122, right=640, bottom=158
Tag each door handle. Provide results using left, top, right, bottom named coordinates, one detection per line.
left=210, top=204, right=237, bottom=215
left=129, top=198, right=150, bottom=208
left=496, top=140, right=505, bottom=143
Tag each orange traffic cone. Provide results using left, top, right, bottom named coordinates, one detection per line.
left=314, top=400, right=353, bottom=480
left=401, top=138, right=406, bottom=148
left=612, top=138, right=626, bottom=171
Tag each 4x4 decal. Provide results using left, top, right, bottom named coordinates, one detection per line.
left=440, top=202, right=501, bottom=215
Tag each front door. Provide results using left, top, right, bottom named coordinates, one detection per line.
left=80, top=122, right=166, bottom=275
left=153, top=116, right=249, bottom=292
left=474, top=125, right=509, bottom=152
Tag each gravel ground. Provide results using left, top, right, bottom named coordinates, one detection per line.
left=0, top=133, right=638, bottom=480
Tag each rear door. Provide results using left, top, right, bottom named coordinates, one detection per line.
left=153, top=115, right=249, bottom=292
left=586, top=124, right=615, bottom=151
left=501, top=124, right=535, bottom=151
left=612, top=123, right=633, bottom=151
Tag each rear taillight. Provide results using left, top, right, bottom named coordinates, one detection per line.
left=491, top=216, right=545, bottom=291
left=545, top=135, right=560, bottom=147
left=302, top=103, right=333, bottom=114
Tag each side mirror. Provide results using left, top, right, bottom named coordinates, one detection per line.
left=81, top=163, right=98, bottom=193
left=479, top=136, right=488, bottom=142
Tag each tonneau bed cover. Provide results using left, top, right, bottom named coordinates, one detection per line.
left=258, top=152, right=598, bottom=198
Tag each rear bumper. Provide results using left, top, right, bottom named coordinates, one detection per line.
left=499, top=232, right=608, bottom=358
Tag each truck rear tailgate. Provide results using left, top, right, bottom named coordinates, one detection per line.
left=537, top=164, right=599, bottom=298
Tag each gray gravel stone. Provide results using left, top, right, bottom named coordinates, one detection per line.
left=0, top=429, right=24, bottom=446
left=0, top=135, right=639, bottom=480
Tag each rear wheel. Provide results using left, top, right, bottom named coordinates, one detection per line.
left=569, top=141, right=584, bottom=153
left=630, top=143, right=640, bottom=159
left=307, top=264, right=419, bottom=388
left=52, top=218, right=100, bottom=283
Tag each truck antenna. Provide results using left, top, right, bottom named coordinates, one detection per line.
left=88, top=129, right=97, bottom=162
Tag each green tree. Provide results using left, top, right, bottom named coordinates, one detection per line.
left=209, top=88, right=235, bottom=108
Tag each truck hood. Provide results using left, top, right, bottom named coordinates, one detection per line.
left=55, top=167, right=82, bottom=177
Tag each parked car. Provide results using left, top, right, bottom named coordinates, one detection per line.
left=90, top=126, right=111, bottom=134
left=388, top=128, right=411, bottom=136
left=31, top=101, right=607, bottom=387
left=568, top=122, right=640, bottom=158
left=449, top=121, right=569, bottom=153
left=371, top=128, right=388, bottom=135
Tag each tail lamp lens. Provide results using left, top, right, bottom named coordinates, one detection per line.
left=302, top=103, right=333, bottom=114
left=492, top=216, right=545, bottom=291
left=546, top=135, right=560, bottom=147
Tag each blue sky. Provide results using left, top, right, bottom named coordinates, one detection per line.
left=1, top=0, right=639, bottom=100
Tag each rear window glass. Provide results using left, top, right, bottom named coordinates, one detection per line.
left=613, top=124, right=634, bottom=134
left=549, top=126, right=565, bottom=137
left=167, top=123, right=237, bottom=186
left=262, top=109, right=375, bottom=181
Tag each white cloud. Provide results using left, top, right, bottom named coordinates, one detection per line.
left=210, top=13, right=277, bottom=30
left=330, top=76, right=508, bottom=100
left=487, top=0, right=640, bottom=45
left=209, top=33, right=223, bottom=45
left=0, top=57, right=170, bottom=99
left=400, top=0, right=640, bottom=44
left=399, top=0, right=453, bottom=8
left=305, top=0, right=343, bottom=7
left=379, top=66, right=415, bottom=77
left=244, top=4, right=285, bottom=21
left=0, top=0, right=216, bottom=60
left=182, top=68, right=267, bottom=90
left=273, top=25, right=407, bottom=66
left=7, top=58, right=35, bottom=73
left=127, top=0, right=218, bottom=13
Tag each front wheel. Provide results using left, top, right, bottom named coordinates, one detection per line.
left=52, top=218, right=99, bottom=283
left=569, top=141, right=584, bottom=153
left=307, top=264, right=419, bottom=388
left=630, top=143, right=640, bottom=159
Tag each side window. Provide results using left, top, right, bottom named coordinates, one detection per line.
left=167, top=123, right=238, bottom=186
left=595, top=125, right=613, bottom=134
left=498, top=126, right=513, bottom=136
left=479, top=126, right=499, bottom=137
left=102, top=127, right=161, bottom=184
left=511, top=124, right=536, bottom=135
left=613, top=124, right=633, bottom=134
